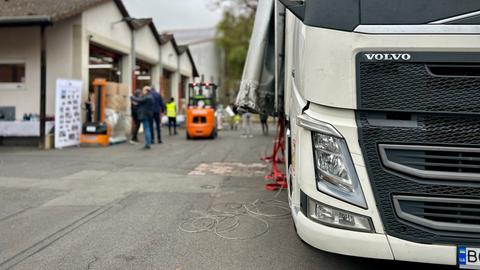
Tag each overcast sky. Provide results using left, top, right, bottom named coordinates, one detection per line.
left=123, top=0, right=223, bottom=32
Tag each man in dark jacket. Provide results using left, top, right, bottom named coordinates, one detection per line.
left=149, top=86, right=165, bottom=144
left=130, top=89, right=142, bottom=144
left=131, top=86, right=154, bottom=149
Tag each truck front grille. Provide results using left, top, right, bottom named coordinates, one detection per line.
left=359, top=61, right=480, bottom=113
left=379, top=144, right=480, bottom=182
left=356, top=52, right=480, bottom=245
left=393, top=196, right=480, bottom=234
left=357, top=111, right=480, bottom=245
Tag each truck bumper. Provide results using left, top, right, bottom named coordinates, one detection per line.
left=292, top=209, right=393, bottom=260
left=292, top=208, right=457, bottom=265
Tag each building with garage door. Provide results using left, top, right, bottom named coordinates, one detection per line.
left=0, top=0, right=198, bottom=147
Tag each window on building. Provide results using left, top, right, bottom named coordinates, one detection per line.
left=0, top=63, right=26, bottom=89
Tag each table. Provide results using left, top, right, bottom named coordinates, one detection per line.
left=0, top=121, right=54, bottom=137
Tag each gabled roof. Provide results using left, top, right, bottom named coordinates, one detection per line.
left=159, top=34, right=198, bottom=77
left=148, top=22, right=162, bottom=46
left=0, top=0, right=146, bottom=30
left=178, top=45, right=199, bottom=77
left=0, top=0, right=164, bottom=45
left=159, top=33, right=180, bottom=53
left=129, top=18, right=151, bottom=30
left=159, top=33, right=174, bottom=45
left=178, top=45, right=188, bottom=54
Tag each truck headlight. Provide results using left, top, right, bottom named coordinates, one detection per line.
left=312, top=132, right=367, bottom=209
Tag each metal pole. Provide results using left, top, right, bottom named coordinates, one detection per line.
left=39, top=25, right=47, bottom=149
left=177, top=51, right=181, bottom=110
left=274, top=0, right=279, bottom=114
left=158, top=42, right=164, bottom=98
left=131, top=30, right=136, bottom=93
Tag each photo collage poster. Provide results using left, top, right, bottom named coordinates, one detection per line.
left=55, top=79, right=83, bottom=149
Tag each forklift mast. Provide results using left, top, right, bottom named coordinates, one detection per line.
left=93, top=79, right=107, bottom=123
left=188, top=82, right=217, bottom=109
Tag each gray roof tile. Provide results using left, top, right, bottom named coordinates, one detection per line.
left=0, top=0, right=111, bottom=22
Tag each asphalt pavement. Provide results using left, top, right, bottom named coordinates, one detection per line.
left=0, top=126, right=457, bottom=270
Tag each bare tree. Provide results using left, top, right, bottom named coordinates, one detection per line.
left=212, top=0, right=258, bottom=104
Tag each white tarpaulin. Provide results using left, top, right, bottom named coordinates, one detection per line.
left=55, top=79, right=82, bottom=149
left=236, top=0, right=276, bottom=114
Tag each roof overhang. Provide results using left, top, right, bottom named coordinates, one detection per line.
left=188, top=49, right=199, bottom=77
left=0, top=15, right=52, bottom=27
left=160, top=33, right=182, bottom=55
left=148, top=23, right=162, bottom=45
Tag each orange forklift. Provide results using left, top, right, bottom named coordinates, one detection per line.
left=186, top=82, right=217, bottom=139
left=80, top=79, right=111, bottom=146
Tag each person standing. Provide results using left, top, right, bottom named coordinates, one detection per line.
left=166, top=97, right=177, bottom=135
left=149, top=86, right=165, bottom=144
left=129, top=89, right=142, bottom=144
left=131, top=86, right=154, bottom=149
left=241, top=111, right=253, bottom=138
left=84, top=92, right=94, bottom=123
left=216, top=105, right=224, bottom=131
left=260, top=113, right=269, bottom=135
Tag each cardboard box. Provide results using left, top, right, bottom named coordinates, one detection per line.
left=117, top=96, right=127, bottom=111
left=118, top=83, right=129, bottom=97
left=105, top=93, right=115, bottom=100
left=106, top=82, right=119, bottom=95
left=106, top=95, right=127, bottom=112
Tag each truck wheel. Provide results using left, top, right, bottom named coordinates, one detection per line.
left=186, top=132, right=191, bottom=140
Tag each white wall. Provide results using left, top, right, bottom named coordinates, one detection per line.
left=179, top=53, right=193, bottom=78
left=83, top=1, right=131, bottom=54
left=161, top=41, right=178, bottom=71
left=82, top=0, right=132, bottom=98
left=0, top=27, right=41, bottom=120
left=46, top=16, right=80, bottom=116
left=135, top=26, right=159, bottom=63
left=160, top=41, right=179, bottom=105
left=135, top=26, right=160, bottom=89
left=0, top=16, right=83, bottom=121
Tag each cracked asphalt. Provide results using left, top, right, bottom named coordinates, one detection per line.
left=0, top=126, right=456, bottom=270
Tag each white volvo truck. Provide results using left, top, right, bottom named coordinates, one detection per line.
left=237, top=0, right=480, bottom=268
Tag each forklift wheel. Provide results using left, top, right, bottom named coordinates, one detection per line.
left=210, top=128, right=217, bottom=139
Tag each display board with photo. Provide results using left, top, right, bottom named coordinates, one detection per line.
left=54, top=79, right=82, bottom=149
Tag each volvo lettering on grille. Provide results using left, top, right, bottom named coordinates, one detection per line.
left=364, top=53, right=412, bottom=61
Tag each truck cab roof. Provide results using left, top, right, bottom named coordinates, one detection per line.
left=282, top=0, right=480, bottom=31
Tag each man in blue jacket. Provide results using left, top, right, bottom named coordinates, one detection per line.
left=149, top=86, right=165, bottom=144
left=131, top=86, right=154, bottom=149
